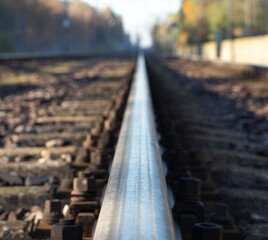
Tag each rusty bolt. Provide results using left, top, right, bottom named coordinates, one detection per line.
left=211, top=203, right=235, bottom=229
left=173, top=177, right=204, bottom=225
left=104, top=119, right=116, bottom=132
left=103, top=101, right=114, bottom=118
left=177, top=177, right=201, bottom=203
left=41, top=200, right=63, bottom=225
left=59, top=179, right=73, bottom=191
left=73, top=177, right=96, bottom=193
left=77, top=212, right=95, bottom=237
left=200, top=170, right=220, bottom=202
left=90, top=149, right=113, bottom=169
left=91, top=120, right=104, bottom=136
left=178, top=213, right=199, bottom=240
left=60, top=168, right=74, bottom=191
left=77, top=171, right=92, bottom=179
left=74, top=147, right=90, bottom=164
left=51, top=218, right=82, bottom=240
left=215, top=203, right=229, bottom=216
left=201, top=171, right=216, bottom=192
left=97, top=130, right=113, bottom=150
left=69, top=201, right=99, bottom=218
left=192, top=222, right=223, bottom=240
left=44, top=200, right=62, bottom=214
left=83, top=133, right=98, bottom=149
left=71, top=173, right=97, bottom=202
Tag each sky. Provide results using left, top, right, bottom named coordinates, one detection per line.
left=85, top=0, right=181, bottom=47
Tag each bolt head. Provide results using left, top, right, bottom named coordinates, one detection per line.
left=215, top=203, right=229, bottom=217
left=178, top=177, right=201, bottom=195
left=192, top=222, right=223, bottom=240
left=44, top=200, right=62, bottom=213
left=77, top=171, right=91, bottom=179
left=73, top=178, right=96, bottom=193
left=51, top=222, right=82, bottom=240
left=59, top=218, right=75, bottom=226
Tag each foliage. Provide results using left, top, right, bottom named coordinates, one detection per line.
left=0, top=0, right=129, bottom=52
left=152, top=0, right=268, bottom=51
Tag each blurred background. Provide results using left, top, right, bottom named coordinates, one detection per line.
left=152, top=0, right=268, bottom=65
left=2, top=0, right=268, bottom=64
left=153, top=0, right=268, bottom=51
left=0, top=2, right=268, bottom=239
left=0, top=0, right=131, bottom=52
left=0, top=0, right=178, bottom=53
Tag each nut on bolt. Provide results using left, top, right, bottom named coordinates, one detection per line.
left=211, top=203, right=235, bottom=229
left=41, top=200, right=63, bottom=225
left=77, top=212, right=95, bottom=237
left=60, top=168, right=74, bottom=191
left=201, top=170, right=220, bottom=202
left=192, top=222, right=223, bottom=240
left=90, top=149, right=113, bottom=169
left=71, top=172, right=97, bottom=202
left=177, top=176, right=201, bottom=203
left=173, top=176, right=204, bottom=239
left=91, top=118, right=104, bottom=136
left=210, top=203, right=241, bottom=239
left=97, top=130, right=113, bottom=150
left=51, top=218, right=82, bottom=240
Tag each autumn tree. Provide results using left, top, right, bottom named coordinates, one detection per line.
left=151, top=0, right=268, bottom=51
left=0, top=0, right=128, bottom=52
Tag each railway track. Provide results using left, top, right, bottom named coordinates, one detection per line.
left=146, top=55, right=268, bottom=240
left=0, top=54, right=136, bottom=239
left=0, top=52, right=268, bottom=240
left=93, top=55, right=176, bottom=240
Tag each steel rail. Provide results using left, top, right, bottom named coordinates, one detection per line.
left=0, top=51, right=136, bottom=61
left=93, top=54, right=177, bottom=240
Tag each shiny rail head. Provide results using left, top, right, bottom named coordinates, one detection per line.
left=93, top=54, right=177, bottom=240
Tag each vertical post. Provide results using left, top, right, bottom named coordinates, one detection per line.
left=215, top=0, right=222, bottom=59
left=226, top=0, right=234, bottom=61
left=245, top=0, right=252, bottom=36
left=226, top=0, right=233, bottom=40
left=62, top=0, right=70, bottom=52
left=92, top=0, right=98, bottom=51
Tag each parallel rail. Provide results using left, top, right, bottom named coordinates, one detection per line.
left=0, top=51, right=136, bottom=61
left=93, top=54, right=177, bottom=240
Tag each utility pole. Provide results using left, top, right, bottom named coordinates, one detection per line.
left=245, top=0, right=252, bottom=36
left=226, top=0, right=233, bottom=39
left=215, top=0, right=222, bottom=58
left=62, top=0, right=71, bottom=51
left=226, top=0, right=234, bottom=61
